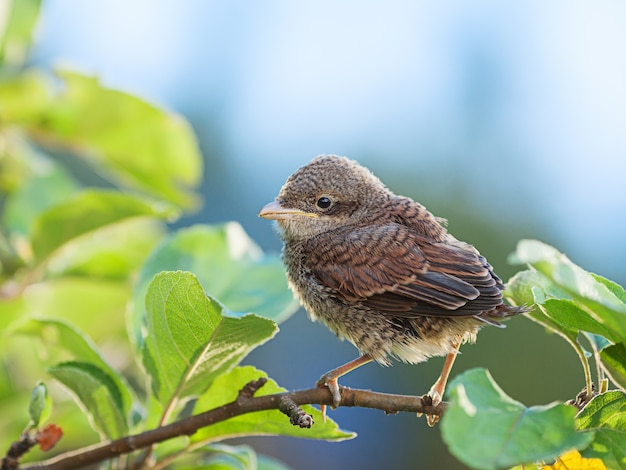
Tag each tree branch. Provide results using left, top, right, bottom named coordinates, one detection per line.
left=21, top=385, right=446, bottom=470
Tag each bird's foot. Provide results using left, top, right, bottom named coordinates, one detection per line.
left=316, top=374, right=342, bottom=422
left=420, top=389, right=443, bottom=427
left=314, top=355, right=373, bottom=421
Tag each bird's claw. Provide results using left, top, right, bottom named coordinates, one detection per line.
left=427, top=414, right=440, bottom=427
left=316, top=375, right=342, bottom=422
left=427, top=389, right=442, bottom=407
left=420, top=389, right=442, bottom=427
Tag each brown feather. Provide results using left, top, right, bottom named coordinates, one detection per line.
left=259, top=154, right=527, bottom=368
left=306, top=222, right=505, bottom=319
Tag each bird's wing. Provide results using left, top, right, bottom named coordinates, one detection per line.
left=306, top=223, right=504, bottom=317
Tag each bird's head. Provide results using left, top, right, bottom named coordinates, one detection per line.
left=259, top=155, right=390, bottom=240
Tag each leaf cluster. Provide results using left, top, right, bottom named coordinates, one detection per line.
left=1, top=4, right=344, bottom=468
left=440, top=240, right=626, bottom=469
left=1, top=5, right=624, bottom=470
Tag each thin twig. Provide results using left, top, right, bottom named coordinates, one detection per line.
left=1, top=434, right=38, bottom=470
left=20, top=385, right=446, bottom=470
left=278, top=396, right=314, bottom=428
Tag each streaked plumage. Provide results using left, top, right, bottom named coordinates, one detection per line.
left=260, top=155, right=525, bottom=424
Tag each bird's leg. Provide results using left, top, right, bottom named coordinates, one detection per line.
left=316, top=354, right=373, bottom=418
left=424, top=340, right=461, bottom=426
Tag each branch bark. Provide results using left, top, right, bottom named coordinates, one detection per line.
left=21, top=385, right=446, bottom=470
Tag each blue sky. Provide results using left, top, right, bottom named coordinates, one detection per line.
left=32, top=2, right=626, bottom=287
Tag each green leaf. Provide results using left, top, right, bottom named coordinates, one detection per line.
left=508, top=239, right=562, bottom=267
left=195, top=443, right=258, bottom=470
left=48, top=361, right=129, bottom=439
left=44, top=218, right=165, bottom=280
left=31, top=190, right=174, bottom=262
left=0, top=70, right=50, bottom=123
left=505, top=269, right=543, bottom=307
left=142, top=271, right=278, bottom=408
left=442, top=368, right=594, bottom=469
left=509, top=240, right=626, bottom=344
left=601, top=344, right=626, bottom=391
left=576, top=391, right=626, bottom=469
left=0, top=295, right=25, bottom=333
left=15, top=319, right=137, bottom=424
left=508, top=270, right=591, bottom=375
left=577, top=391, right=626, bottom=430
left=586, top=333, right=613, bottom=354
left=39, top=70, right=201, bottom=207
left=541, top=299, right=618, bottom=343
left=16, top=318, right=109, bottom=367
left=0, top=0, right=42, bottom=66
left=508, top=270, right=615, bottom=346
left=192, top=366, right=354, bottom=444
left=2, top=157, right=78, bottom=236
left=508, top=464, right=542, bottom=470
left=506, top=268, right=571, bottom=309
left=28, top=381, right=52, bottom=428
left=257, top=455, right=292, bottom=470
left=13, top=278, right=129, bottom=339
left=190, top=444, right=291, bottom=470
left=0, top=70, right=201, bottom=207
left=130, top=223, right=298, bottom=349
left=592, top=274, right=626, bottom=305
left=508, top=241, right=626, bottom=397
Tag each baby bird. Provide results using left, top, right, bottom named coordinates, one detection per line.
left=259, top=155, right=524, bottom=425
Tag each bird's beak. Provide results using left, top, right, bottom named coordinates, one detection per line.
left=258, top=200, right=318, bottom=220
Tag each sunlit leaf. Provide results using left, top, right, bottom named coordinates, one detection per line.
left=541, top=299, right=617, bottom=343
left=48, top=361, right=128, bottom=439
left=508, top=240, right=626, bottom=401
left=192, top=366, right=354, bottom=444
left=600, top=344, right=626, bottom=391
left=31, top=190, right=174, bottom=262
left=142, top=271, right=278, bottom=409
left=0, top=294, right=25, bottom=333
left=0, top=0, right=42, bottom=66
left=576, top=391, right=626, bottom=469
left=0, top=70, right=49, bottom=124
left=17, top=277, right=129, bottom=339
left=442, top=368, right=593, bottom=469
left=509, top=240, right=626, bottom=344
left=507, top=271, right=588, bottom=376
left=44, top=218, right=165, bottom=280
left=130, top=223, right=298, bottom=350
left=592, top=274, right=626, bottom=304
left=0, top=69, right=201, bottom=207
left=2, top=149, right=77, bottom=236
left=15, top=319, right=137, bottom=424
left=508, top=239, right=562, bottom=267
left=39, top=70, right=202, bottom=207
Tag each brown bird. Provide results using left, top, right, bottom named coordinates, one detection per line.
left=259, top=155, right=525, bottom=425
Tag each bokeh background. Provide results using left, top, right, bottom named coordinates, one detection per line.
left=29, top=1, right=626, bottom=469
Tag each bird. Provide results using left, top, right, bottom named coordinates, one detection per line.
left=259, top=155, right=525, bottom=425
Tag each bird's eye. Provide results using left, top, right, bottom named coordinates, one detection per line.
left=316, top=196, right=332, bottom=209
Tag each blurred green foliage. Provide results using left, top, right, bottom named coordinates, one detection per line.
left=1, top=4, right=624, bottom=470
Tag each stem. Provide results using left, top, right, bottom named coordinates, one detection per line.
left=572, top=339, right=594, bottom=398
left=535, top=306, right=594, bottom=395
left=20, top=386, right=445, bottom=470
